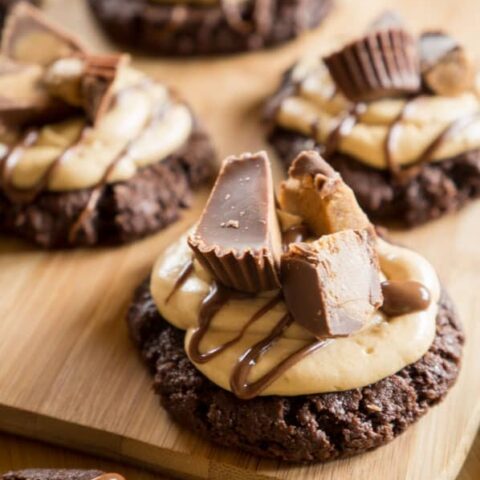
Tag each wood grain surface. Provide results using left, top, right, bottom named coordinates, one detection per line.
left=0, top=0, right=479, bottom=479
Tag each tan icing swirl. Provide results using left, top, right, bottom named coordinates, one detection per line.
left=0, top=66, right=193, bottom=192
left=275, top=58, right=480, bottom=170
left=150, top=233, right=440, bottom=396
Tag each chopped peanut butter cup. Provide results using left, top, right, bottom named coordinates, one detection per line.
left=188, top=152, right=282, bottom=293
left=324, top=27, right=420, bottom=102
left=419, top=31, right=474, bottom=96
left=2, top=2, right=85, bottom=66
left=281, top=229, right=383, bottom=338
left=278, top=151, right=372, bottom=236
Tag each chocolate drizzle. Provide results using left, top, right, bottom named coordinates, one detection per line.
left=381, top=280, right=431, bottom=316
left=188, top=282, right=283, bottom=363
left=186, top=276, right=330, bottom=400
left=231, top=315, right=330, bottom=400
left=165, top=258, right=195, bottom=304
left=323, top=103, right=366, bottom=157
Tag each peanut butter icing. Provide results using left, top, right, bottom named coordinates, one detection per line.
left=1, top=64, right=193, bottom=192
left=275, top=58, right=480, bottom=170
left=151, top=232, right=440, bottom=396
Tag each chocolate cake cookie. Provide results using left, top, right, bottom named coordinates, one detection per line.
left=87, top=0, right=333, bottom=56
left=266, top=14, right=480, bottom=226
left=0, top=4, right=215, bottom=248
left=1, top=471, right=123, bottom=480
left=127, top=150, right=463, bottom=462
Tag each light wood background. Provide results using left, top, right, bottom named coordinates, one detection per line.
left=0, top=0, right=479, bottom=479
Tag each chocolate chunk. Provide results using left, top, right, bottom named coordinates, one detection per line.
left=43, top=54, right=126, bottom=125
left=324, top=28, right=420, bottom=102
left=278, top=151, right=372, bottom=236
left=189, top=152, right=282, bottom=293
left=419, top=31, right=474, bottom=96
left=2, top=2, right=85, bottom=66
left=281, top=229, right=383, bottom=338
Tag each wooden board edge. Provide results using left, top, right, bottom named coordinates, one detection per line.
left=0, top=405, right=206, bottom=480
left=0, top=404, right=275, bottom=479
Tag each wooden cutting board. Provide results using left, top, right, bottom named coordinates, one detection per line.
left=0, top=0, right=479, bottom=479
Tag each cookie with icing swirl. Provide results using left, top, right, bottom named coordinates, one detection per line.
left=0, top=3, right=215, bottom=248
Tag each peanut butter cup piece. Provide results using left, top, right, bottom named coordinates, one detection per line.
left=2, top=2, right=85, bottom=66
left=188, top=152, right=282, bottom=293
left=0, top=60, right=76, bottom=126
left=278, top=151, right=371, bottom=237
left=419, top=31, right=474, bottom=96
left=281, top=229, right=383, bottom=338
left=82, top=54, right=126, bottom=124
left=323, top=27, right=420, bottom=101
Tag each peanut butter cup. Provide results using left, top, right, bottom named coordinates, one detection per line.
left=267, top=13, right=480, bottom=227
left=0, top=4, right=214, bottom=248
left=189, top=152, right=282, bottom=293
left=127, top=149, right=463, bottom=462
left=87, top=0, right=333, bottom=56
left=323, top=27, right=420, bottom=102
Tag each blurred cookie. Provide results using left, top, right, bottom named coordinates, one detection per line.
left=88, top=0, right=333, bottom=56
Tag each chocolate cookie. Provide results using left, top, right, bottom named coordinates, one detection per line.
left=269, top=127, right=480, bottom=226
left=1, top=471, right=111, bottom=480
left=266, top=17, right=480, bottom=227
left=127, top=279, right=464, bottom=463
left=87, top=0, right=333, bottom=56
left=0, top=124, right=214, bottom=248
left=0, top=4, right=215, bottom=248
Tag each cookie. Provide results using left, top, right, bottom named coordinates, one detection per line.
left=0, top=4, right=215, bottom=248
left=0, top=471, right=122, bottom=480
left=126, top=150, right=463, bottom=462
left=87, top=0, right=333, bottom=56
left=127, top=280, right=463, bottom=462
left=266, top=17, right=480, bottom=227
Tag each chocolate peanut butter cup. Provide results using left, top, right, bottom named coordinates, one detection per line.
left=188, top=152, right=282, bottom=293
left=267, top=13, right=480, bottom=227
left=1, top=471, right=125, bottom=480
left=0, top=4, right=215, bottom=248
left=127, top=149, right=463, bottom=462
left=87, top=0, right=333, bottom=56
left=324, top=27, right=420, bottom=102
